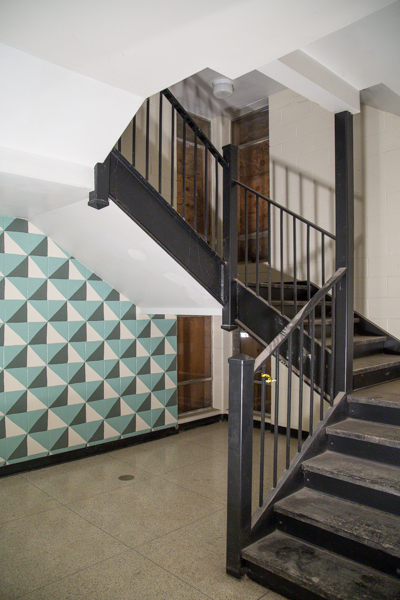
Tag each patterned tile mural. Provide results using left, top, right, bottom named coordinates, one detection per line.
left=0, top=216, right=177, bottom=466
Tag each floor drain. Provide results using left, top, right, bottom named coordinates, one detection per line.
left=119, top=475, right=135, bottom=481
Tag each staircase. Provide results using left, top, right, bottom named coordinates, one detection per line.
left=89, top=92, right=400, bottom=600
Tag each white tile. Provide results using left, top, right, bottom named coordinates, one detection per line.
left=387, top=319, right=400, bottom=340
left=385, top=112, right=400, bottom=132
left=269, top=122, right=297, bottom=146
left=297, top=147, right=330, bottom=174
left=388, top=276, right=400, bottom=298
left=354, top=277, right=387, bottom=299
left=386, top=191, right=400, bottom=214
left=269, top=107, right=282, bottom=128
left=281, top=97, right=320, bottom=124
left=296, top=111, right=333, bottom=138
left=281, top=135, right=313, bottom=160
left=312, top=127, right=333, bottom=151
left=361, top=105, right=385, bottom=136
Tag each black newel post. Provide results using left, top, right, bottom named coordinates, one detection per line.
left=226, top=353, right=254, bottom=578
left=222, top=144, right=239, bottom=331
left=88, top=156, right=111, bottom=210
left=334, top=111, right=354, bottom=396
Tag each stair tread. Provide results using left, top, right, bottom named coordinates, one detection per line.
left=353, top=353, right=400, bottom=374
left=303, top=451, right=400, bottom=497
left=327, top=418, right=400, bottom=448
left=323, top=334, right=386, bottom=348
left=349, top=391, right=400, bottom=408
left=275, top=487, right=400, bottom=558
left=243, top=531, right=400, bottom=600
left=271, top=300, right=332, bottom=306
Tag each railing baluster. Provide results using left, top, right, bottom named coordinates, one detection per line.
left=170, top=107, right=175, bottom=206
left=309, top=308, right=315, bottom=435
left=268, top=201, right=272, bottom=305
left=307, top=224, right=311, bottom=302
left=145, top=98, right=150, bottom=181
left=321, top=232, right=325, bottom=285
left=320, top=295, right=326, bottom=419
left=117, top=137, right=122, bottom=153
left=273, top=350, right=279, bottom=488
left=194, top=132, right=198, bottom=232
left=259, top=367, right=266, bottom=507
left=245, top=189, right=248, bottom=287
left=158, top=93, right=163, bottom=195
left=293, top=217, right=297, bottom=314
left=215, top=159, right=219, bottom=251
left=204, top=150, right=208, bottom=242
left=256, top=194, right=260, bottom=296
left=330, top=285, right=337, bottom=402
left=131, top=115, right=136, bottom=168
left=286, top=335, right=293, bottom=469
left=182, top=120, right=186, bottom=220
left=298, top=323, right=304, bottom=452
left=280, top=209, right=284, bottom=313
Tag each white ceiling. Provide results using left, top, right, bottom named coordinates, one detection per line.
left=0, top=0, right=399, bottom=312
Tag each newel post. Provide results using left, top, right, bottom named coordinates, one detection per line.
left=88, top=156, right=111, bottom=210
left=334, top=111, right=354, bottom=396
left=226, top=353, right=254, bottom=578
left=222, top=144, right=239, bottom=331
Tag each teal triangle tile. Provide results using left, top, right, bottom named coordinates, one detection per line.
left=28, top=280, right=47, bottom=301
left=136, top=393, right=151, bottom=412
left=87, top=421, right=105, bottom=445
left=121, top=415, right=136, bottom=436
left=49, top=301, right=68, bottom=322
left=153, top=389, right=167, bottom=406
left=122, top=320, right=136, bottom=336
left=5, top=391, right=27, bottom=415
left=29, top=299, right=49, bottom=321
left=6, top=366, right=28, bottom=388
left=106, top=377, right=121, bottom=396
left=88, top=320, right=105, bottom=339
left=7, top=276, right=27, bottom=298
left=30, top=237, right=48, bottom=257
left=138, top=337, right=152, bottom=355
left=165, top=355, right=177, bottom=372
left=27, top=435, right=49, bottom=458
left=29, top=256, right=49, bottom=278
left=86, top=341, right=104, bottom=362
left=50, top=280, right=69, bottom=300
left=69, top=258, right=87, bottom=278
left=121, top=305, right=136, bottom=321
left=87, top=302, right=104, bottom=321
left=105, top=415, right=122, bottom=435
left=151, top=319, right=172, bottom=336
left=137, top=321, right=150, bottom=338
left=49, top=429, right=68, bottom=453
left=67, top=280, right=85, bottom=300
left=6, top=347, right=28, bottom=369
left=166, top=321, right=177, bottom=336
left=3, top=255, right=27, bottom=277
left=120, top=394, right=136, bottom=412
left=152, top=374, right=165, bottom=392
left=69, top=422, right=88, bottom=443
left=4, top=345, right=26, bottom=366
left=6, top=435, right=28, bottom=462
left=69, top=324, right=87, bottom=343
left=69, top=365, right=86, bottom=385
left=28, top=410, right=48, bottom=433
left=119, top=376, right=133, bottom=395
left=105, top=289, right=120, bottom=302
left=0, top=371, right=4, bottom=395
left=105, top=322, right=120, bottom=340
left=4, top=300, right=26, bottom=323
left=105, top=399, right=121, bottom=419
left=68, top=382, right=87, bottom=402
left=88, top=399, right=106, bottom=419
left=88, top=280, right=109, bottom=300
left=119, top=377, right=135, bottom=396
left=167, top=371, right=177, bottom=385
left=50, top=322, right=69, bottom=341
left=48, top=363, right=69, bottom=384
left=69, top=341, right=86, bottom=361
left=70, top=405, right=86, bottom=426
left=106, top=339, right=121, bottom=358
left=137, top=373, right=152, bottom=391
left=152, top=355, right=166, bottom=372
left=5, top=218, right=28, bottom=233
left=105, top=360, right=119, bottom=380
left=150, top=314, right=165, bottom=320
left=49, top=260, right=69, bottom=279
left=49, top=345, right=69, bottom=365
left=68, top=301, right=87, bottom=321
left=120, top=341, right=136, bottom=359
left=28, top=367, right=47, bottom=389
left=137, top=358, right=150, bottom=375
left=29, top=386, right=49, bottom=406
left=151, top=338, right=165, bottom=356
left=0, top=278, right=4, bottom=302
left=28, top=343, right=48, bottom=363
left=104, top=300, right=121, bottom=317
left=136, top=357, right=149, bottom=373
left=65, top=404, right=84, bottom=425
left=166, top=389, right=177, bottom=408
left=88, top=271, right=102, bottom=281
left=7, top=231, right=42, bottom=254
left=87, top=382, right=104, bottom=403
left=152, top=409, right=165, bottom=429
left=166, top=405, right=178, bottom=420
left=166, top=336, right=177, bottom=352
left=49, top=387, right=68, bottom=408
left=0, top=438, right=6, bottom=463
left=47, top=342, right=67, bottom=362
left=135, top=409, right=152, bottom=428
left=86, top=360, right=105, bottom=379
left=7, top=411, right=29, bottom=433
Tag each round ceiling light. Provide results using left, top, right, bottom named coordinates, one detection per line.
left=212, top=77, right=234, bottom=99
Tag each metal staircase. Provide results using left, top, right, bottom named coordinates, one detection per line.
left=89, top=90, right=400, bottom=600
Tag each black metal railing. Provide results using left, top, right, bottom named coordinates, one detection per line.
left=234, top=180, right=336, bottom=311
left=116, top=88, right=228, bottom=253
left=226, top=267, right=346, bottom=576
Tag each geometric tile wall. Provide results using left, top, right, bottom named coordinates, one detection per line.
left=0, top=216, right=177, bottom=467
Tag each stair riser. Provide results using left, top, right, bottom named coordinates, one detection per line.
left=275, top=513, right=400, bottom=578
left=252, top=286, right=310, bottom=303
left=348, top=401, right=400, bottom=426
left=277, top=304, right=332, bottom=320
left=353, top=340, right=386, bottom=360
left=303, top=470, right=400, bottom=516
left=353, top=365, right=400, bottom=390
left=327, top=433, right=400, bottom=467
left=244, top=563, right=324, bottom=600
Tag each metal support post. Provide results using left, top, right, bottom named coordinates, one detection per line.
left=222, top=144, right=239, bottom=330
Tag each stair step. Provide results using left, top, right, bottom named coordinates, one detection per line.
left=327, top=418, right=400, bottom=449
left=274, top=488, right=400, bottom=574
left=353, top=334, right=387, bottom=346
left=348, top=392, right=400, bottom=426
left=353, top=353, right=400, bottom=374
left=350, top=391, right=400, bottom=408
left=303, top=451, right=400, bottom=515
left=243, top=531, right=400, bottom=600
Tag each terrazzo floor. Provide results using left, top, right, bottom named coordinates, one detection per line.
left=0, top=421, right=292, bottom=600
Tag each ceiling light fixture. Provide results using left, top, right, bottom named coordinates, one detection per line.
left=212, top=77, right=234, bottom=99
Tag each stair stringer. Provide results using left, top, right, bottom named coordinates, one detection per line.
left=248, top=392, right=348, bottom=545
